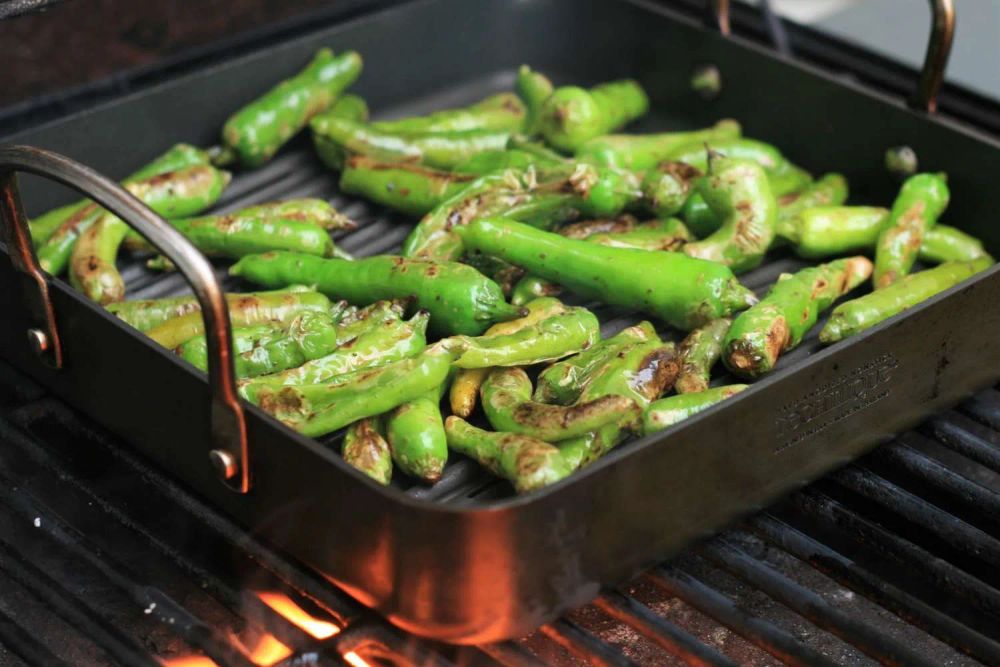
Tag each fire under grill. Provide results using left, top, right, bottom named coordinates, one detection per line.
left=2, top=335, right=1000, bottom=665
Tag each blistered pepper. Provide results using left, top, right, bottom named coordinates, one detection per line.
left=641, top=161, right=704, bottom=219
left=222, top=48, right=362, bottom=167
left=873, top=172, right=950, bottom=289
left=643, top=385, right=748, bottom=435
left=339, top=156, right=477, bottom=216
left=724, top=257, right=873, bottom=377
left=457, top=217, right=756, bottom=330
left=575, top=119, right=741, bottom=170
left=539, top=79, right=649, bottom=152
left=342, top=417, right=392, bottom=485
left=820, top=258, right=992, bottom=343
left=229, top=251, right=522, bottom=335
left=675, top=318, right=731, bottom=394
left=385, top=377, right=450, bottom=483
left=373, top=92, right=526, bottom=134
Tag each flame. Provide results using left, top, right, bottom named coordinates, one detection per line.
left=255, top=591, right=340, bottom=639
left=244, top=633, right=293, bottom=666
left=343, top=651, right=370, bottom=667
left=160, top=658, right=218, bottom=667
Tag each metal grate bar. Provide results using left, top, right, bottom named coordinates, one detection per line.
left=0, top=602, right=72, bottom=667
left=832, top=465, right=1000, bottom=572
left=329, top=622, right=456, bottom=667
left=961, top=389, right=1000, bottom=431
left=539, top=619, right=637, bottom=667
left=592, top=590, right=738, bottom=667
left=749, top=513, right=1000, bottom=665
left=645, top=565, right=836, bottom=667
left=477, top=640, right=548, bottom=667
left=923, top=415, right=1000, bottom=473
left=699, top=538, right=938, bottom=667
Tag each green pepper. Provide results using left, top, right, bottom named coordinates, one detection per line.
left=68, top=214, right=131, bottom=305
left=557, top=214, right=638, bottom=239
left=641, top=161, right=704, bottom=219
left=444, top=305, right=599, bottom=368
left=775, top=173, right=850, bottom=235
left=385, top=378, right=450, bottom=483
left=342, top=417, right=392, bottom=485
left=448, top=297, right=570, bottom=417
left=339, top=156, right=477, bottom=216
left=510, top=274, right=563, bottom=306
left=457, top=217, right=756, bottom=330
left=104, top=285, right=318, bottom=332
left=481, top=368, right=640, bottom=442
left=308, top=93, right=372, bottom=170
left=557, top=339, right=678, bottom=470
left=585, top=218, right=691, bottom=251
left=310, top=115, right=510, bottom=170
left=873, top=172, right=950, bottom=289
left=248, top=344, right=455, bottom=438
left=244, top=311, right=428, bottom=388
left=683, top=154, right=778, bottom=273
left=179, top=311, right=341, bottom=378
left=461, top=253, right=524, bottom=297
left=575, top=119, right=741, bottom=170
left=229, top=251, right=522, bottom=336
left=675, top=318, right=731, bottom=394
left=334, top=299, right=407, bottom=337
left=373, top=92, right=526, bottom=134
left=29, top=143, right=213, bottom=246
left=222, top=48, right=362, bottom=167
left=779, top=206, right=888, bottom=259
left=516, top=66, right=554, bottom=136
left=451, top=148, right=562, bottom=175
left=39, top=165, right=231, bottom=276
left=534, top=321, right=658, bottom=405
left=444, top=417, right=571, bottom=493
left=820, top=258, right=993, bottom=344
left=724, top=257, right=873, bottom=377
left=643, top=385, right=748, bottom=435
left=539, top=79, right=649, bottom=152
left=147, top=289, right=332, bottom=349
left=920, top=225, right=993, bottom=264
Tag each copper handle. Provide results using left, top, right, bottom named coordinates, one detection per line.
left=706, top=0, right=955, bottom=113
left=0, top=145, right=251, bottom=494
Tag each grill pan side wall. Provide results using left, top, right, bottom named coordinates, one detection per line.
left=3, top=0, right=1000, bottom=643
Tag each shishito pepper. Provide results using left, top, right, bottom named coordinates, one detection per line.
left=775, top=173, right=849, bottom=228
left=444, top=417, right=571, bottom=493
left=146, top=289, right=332, bottom=349
left=516, top=66, right=554, bottom=135
left=448, top=297, right=570, bottom=417
left=29, top=143, right=213, bottom=246
left=308, top=93, right=372, bottom=170
left=724, top=257, right=873, bottom=378
left=222, top=48, right=362, bottom=167
left=683, top=154, right=778, bottom=273
left=343, top=417, right=392, bottom=485
left=641, top=161, right=704, bottom=219
left=643, top=385, right=748, bottom=435
left=873, top=172, right=950, bottom=289
left=373, top=92, right=526, bottom=134
left=178, top=311, right=341, bottom=378
left=820, top=258, right=993, bottom=344
left=39, top=165, right=231, bottom=277
left=481, top=368, right=639, bottom=442
left=69, top=214, right=131, bottom=304
left=444, top=305, right=599, bottom=368
left=584, top=218, right=691, bottom=251
left=558, top=339, right=678, bottom=470
left=534, top=321, right=657, bottom=405
left=675, top=318, right=731, bottom=394
left=385, top=377, right=450, bottom=483
left=575, top=119, right=741, bottom=170
left=247, top=344, right=455, bottom=438
left=920, top=225, right=993, bottom=264
left=311, top=115, right=511, bottom=170
left=557, top=215, right=638, bottom=239
left=244, top=311, right=428, bottom=388
left=539, top=79, right=649, bottom=152
left=339, top=156, right=477, bottom=216
left=229, top=251, right=522, bottom=335
left=510, top=274, right=563, bottom=306
left=457, top=217, right=757, bottom=330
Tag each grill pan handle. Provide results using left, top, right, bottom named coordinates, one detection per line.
left=707, top=0, right=955, bottom=113
left=0, top=145, right=251, bottom=494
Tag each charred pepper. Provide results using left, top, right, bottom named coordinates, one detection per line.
left=510, top=274, right=563, bottom=306
left=820, top=258, right=993, bottom=343
left=779, top=206, right=888, bottom=259
left=775, top=173, right=849, bottom=232
left=643, top=385, right=748, bottom=435
left=641, top=161, right=704, bottom=219
left=342, top=417, right=392, bottom=485
left=481, top=368, right=639, bottom=442
left=373, top=92, right=526, bottom=134
left=229, top=251, right=522, bottom=335
left=247, top=344, right=455, bottom=438
left=385, top=377, right=450, bottom=483
left=69, top=214, right=131, bottom=304
left=222, top=48, right=362, bottom=167
left=444, top=417, right=571, bottom=493
left=683, top=154, right=778, bottom=273
left=147, top=289, right=331, bottom=349
left=539, top=79, right=649, bottom=152
left=457, top=217, right=757, bottom=330
left=675, top=318, right=731, bottom=394
left=873, top=172, right=950, bottom=289
left=724, top=257, right=873, bottom=378
left=585, top=218, right=691, bottom=251
left=339, top=156, right=477, bottom=216
left=575, top=119, right=741, bottom=170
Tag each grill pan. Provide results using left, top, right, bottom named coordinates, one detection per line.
left=3, top=0, right=1000, bottom=644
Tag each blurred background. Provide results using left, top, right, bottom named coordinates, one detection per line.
left=0, top=0, right=997, bottom=109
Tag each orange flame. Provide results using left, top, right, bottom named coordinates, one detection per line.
left=343, top=651, right=370, bottom=667
left=255, top=591, right=340, bottom=639
left=160, top=658, right=218, bottom=667
left=243, top=633, right=293, bottom=666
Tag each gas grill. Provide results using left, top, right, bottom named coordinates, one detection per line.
left=2, top=0, right=1000, bottom=663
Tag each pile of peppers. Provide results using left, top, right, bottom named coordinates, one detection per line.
left=34, top=49, right=994, bottom=493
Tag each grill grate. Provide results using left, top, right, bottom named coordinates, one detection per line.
left=2, top=354, right=999, bottom=665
